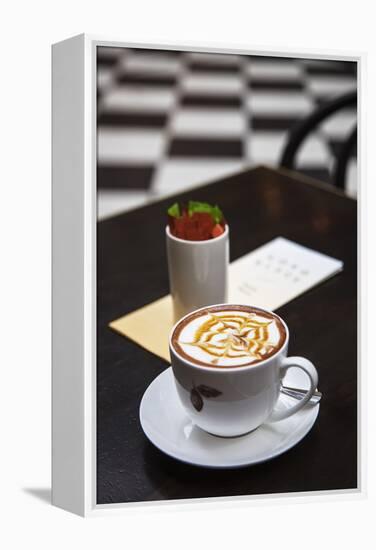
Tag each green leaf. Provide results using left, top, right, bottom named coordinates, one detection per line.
left=188, top=201, right=223, bottom=223
left=167, top=202, right=180, bottom=218
left=188, top=201, right=212, bottom=216
left=211, top=205, right=223, bottom=224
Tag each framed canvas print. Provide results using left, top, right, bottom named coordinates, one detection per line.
left=52, top=34, right=362, bottom=516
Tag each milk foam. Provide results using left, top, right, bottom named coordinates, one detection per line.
left=177, top=310, right=283, bottom=367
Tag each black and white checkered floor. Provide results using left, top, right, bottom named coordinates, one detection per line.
left=97, top=47, right=357, bottom=220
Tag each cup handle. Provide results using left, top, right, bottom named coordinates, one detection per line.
left=268, top=357, right=319, bottom=422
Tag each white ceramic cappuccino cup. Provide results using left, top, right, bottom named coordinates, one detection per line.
left=169, top=304, right=318, bottom=437
left=166, top=225, right=229, bottom=323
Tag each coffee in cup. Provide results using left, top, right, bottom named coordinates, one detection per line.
left=171, top=305, right=287, bottom=369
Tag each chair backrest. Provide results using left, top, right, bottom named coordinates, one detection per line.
left=279, top=91, right=357, bottom=189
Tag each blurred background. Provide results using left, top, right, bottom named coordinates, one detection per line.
left=97, top=47, right=357, bottom=220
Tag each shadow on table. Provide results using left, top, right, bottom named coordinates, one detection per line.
left=23, top=487, right=51, bottom=504
left=141, top=438, right=304, bottom=501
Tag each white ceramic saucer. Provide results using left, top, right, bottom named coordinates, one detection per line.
left=139, top=367, right=320, bottom=468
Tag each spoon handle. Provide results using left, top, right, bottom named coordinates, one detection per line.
left=281, top=385, right=322, bottom=404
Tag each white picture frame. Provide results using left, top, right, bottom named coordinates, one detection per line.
left=52, top=33, right=363, bottom=517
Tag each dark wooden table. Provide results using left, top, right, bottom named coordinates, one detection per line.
left=97, top=166, right=357, bottom=504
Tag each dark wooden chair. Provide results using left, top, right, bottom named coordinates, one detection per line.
left=279, top=91, right=357, bottom=190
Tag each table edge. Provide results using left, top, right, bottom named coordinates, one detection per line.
left=98, top=164, right=356, bottom=225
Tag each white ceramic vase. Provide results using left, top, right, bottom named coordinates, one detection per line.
left=166, top=225, right=229, bottom=323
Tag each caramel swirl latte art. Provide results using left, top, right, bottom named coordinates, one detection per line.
left=172, top=306, right=287, bottom=368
